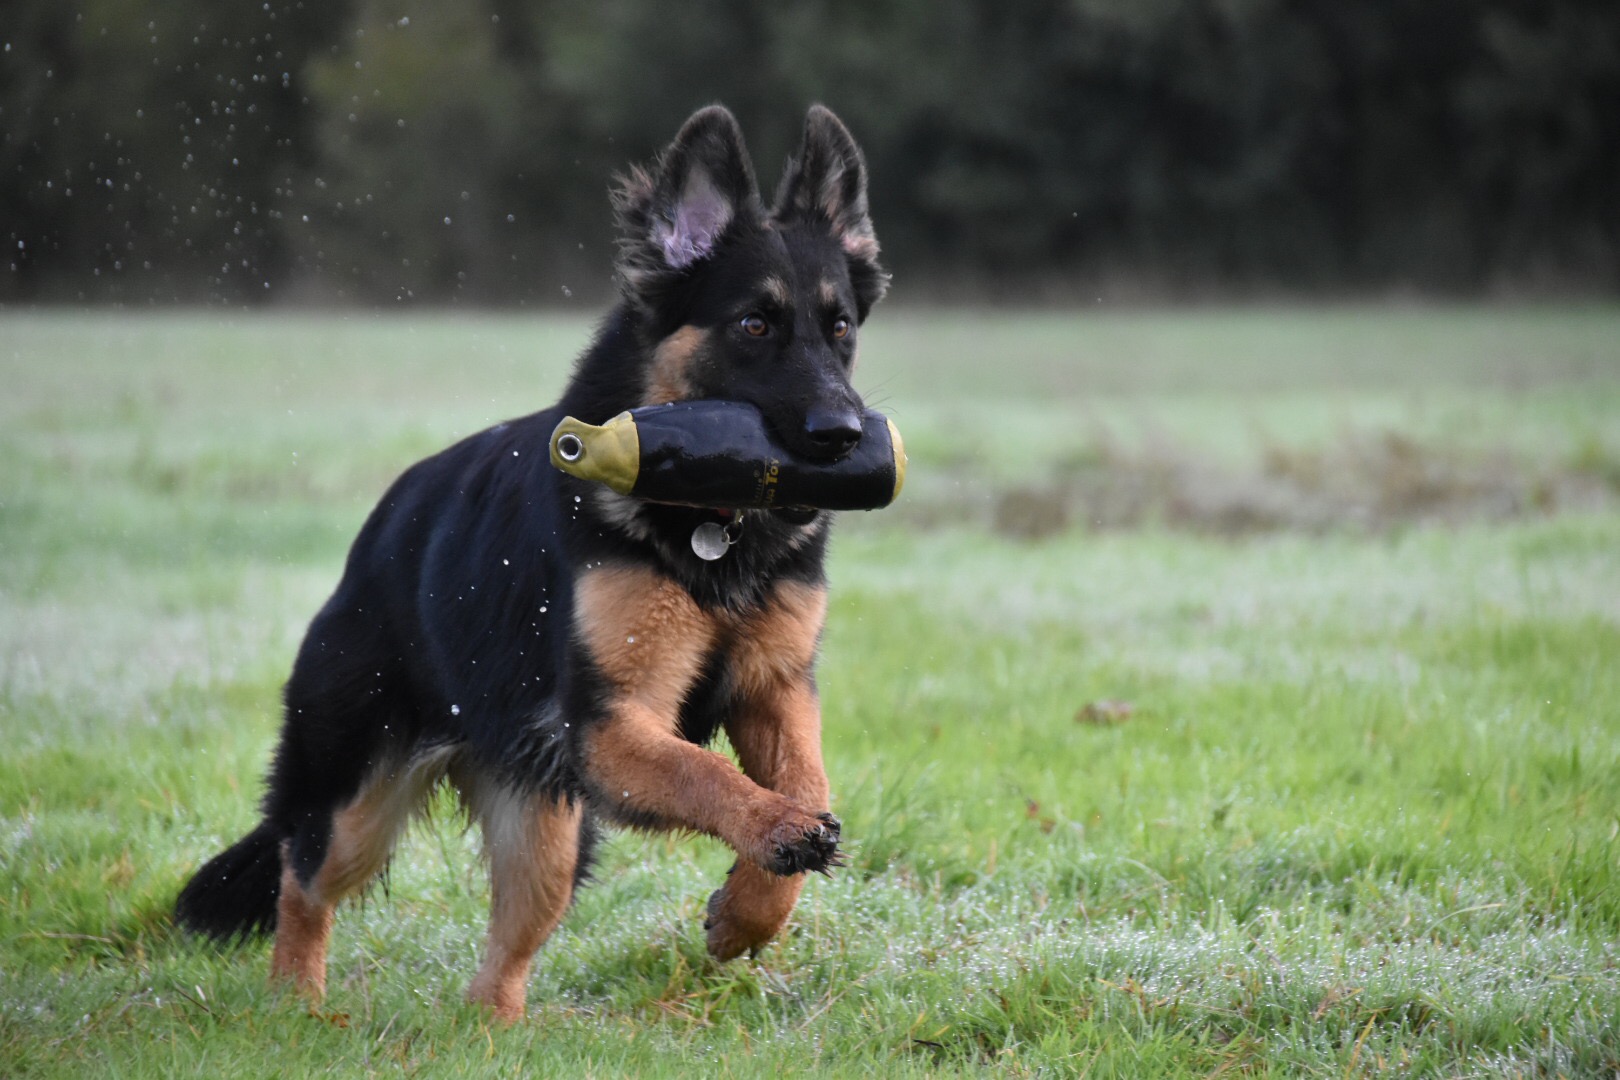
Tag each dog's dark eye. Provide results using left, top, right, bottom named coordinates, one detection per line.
left=740, top=313, right=769, bottom=338
left=831, top=318, right=851, bottom=340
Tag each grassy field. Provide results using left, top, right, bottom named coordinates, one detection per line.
left=3, top=307, right=1619, bottom=1077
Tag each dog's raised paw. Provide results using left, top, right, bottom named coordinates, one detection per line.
left=765, top=811, right=843, bottom=876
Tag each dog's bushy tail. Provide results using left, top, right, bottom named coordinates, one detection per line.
left=174, top=822, right=283, bottom=941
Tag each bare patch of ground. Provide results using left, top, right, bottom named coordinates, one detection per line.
left=906, top=430, right=1620, bottom=539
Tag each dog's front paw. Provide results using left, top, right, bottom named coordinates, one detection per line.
left=702, top=876, right=762, bottom=961
left=763, top=811, right=844, bottom=876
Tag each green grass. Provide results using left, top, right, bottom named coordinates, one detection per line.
left=3, top=307, right=1619, bottom=1077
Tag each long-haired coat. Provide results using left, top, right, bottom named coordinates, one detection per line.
left=175, top=104, right=886, bottom=1021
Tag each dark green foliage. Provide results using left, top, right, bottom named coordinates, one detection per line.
left=3, top=0, right=1619, bottom=303
left=0, top=0, right=350, bottom=302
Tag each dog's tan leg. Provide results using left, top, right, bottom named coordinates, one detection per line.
left=706, top=583, right=834, bottom=960
left=707, top=679, right=832, bottom=959
left=575, top=567, right=840, bottom=874
left=270, top=859, right=335, bottom=995
left=270, top=751, right=448, bottom=999
left=465, top=790, right=583, bottom=1023
left=584, top=700, right=836, bottom=871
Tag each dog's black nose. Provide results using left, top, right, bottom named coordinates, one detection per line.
left=803, top=406, right=863, bottom=460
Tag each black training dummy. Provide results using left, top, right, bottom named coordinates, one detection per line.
left=550, top=400, right=906, bottom=513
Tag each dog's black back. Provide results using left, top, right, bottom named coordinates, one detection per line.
left=176, top=104, right=887, bottom=1019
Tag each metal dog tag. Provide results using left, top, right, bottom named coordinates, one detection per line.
left=691, top=522, right=730, bottom=561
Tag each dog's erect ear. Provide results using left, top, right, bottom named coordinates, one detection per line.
left=614, top=106, right=759, bottom=298
left=774, top=105, right=886, bottom=314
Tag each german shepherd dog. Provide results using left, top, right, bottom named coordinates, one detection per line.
left=174, top=104, right=886, bottom=1021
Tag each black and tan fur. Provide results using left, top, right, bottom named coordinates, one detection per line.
left=174, top=104, right=887, bottom=1022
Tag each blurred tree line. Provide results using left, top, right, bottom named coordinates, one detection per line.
left=3, top=0, right=1617, bottom=306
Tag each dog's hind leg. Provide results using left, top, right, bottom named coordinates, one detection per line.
left=269, top=747, right=452, bottom=998
left=462, top=783, right=584, bottom=1023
